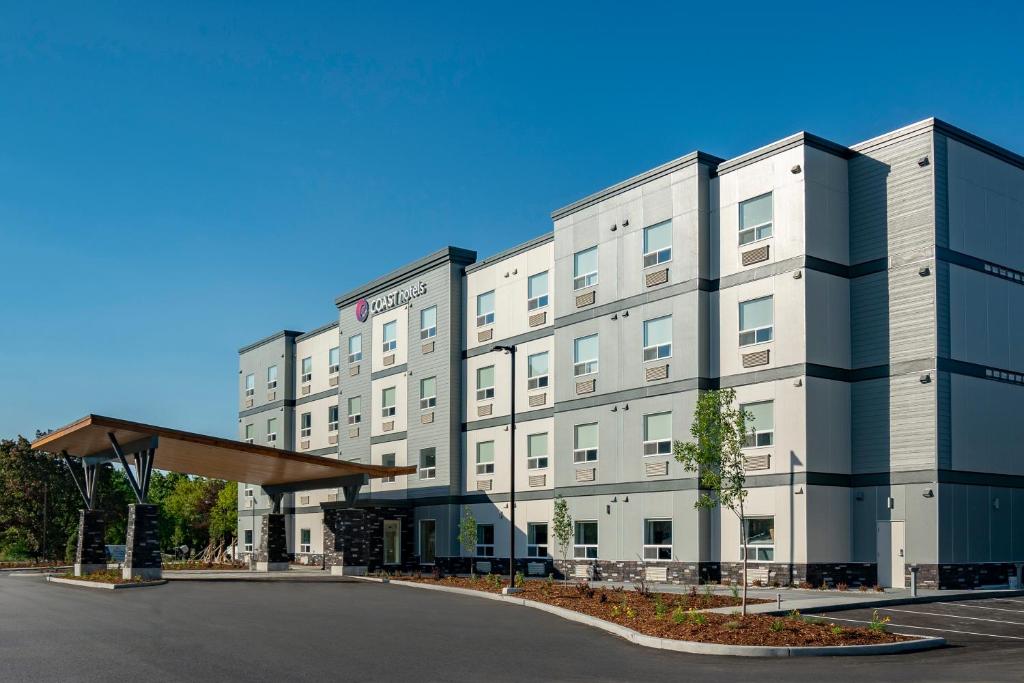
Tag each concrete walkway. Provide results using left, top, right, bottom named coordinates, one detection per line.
left=163, top=567, right=352, bottom=581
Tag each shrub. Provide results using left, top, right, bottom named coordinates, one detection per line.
left=611, top=605, right=621, bottom=617
left=830, top=624, right=844, bottom=636
left=514, top=571, right=525, bottom=588
left=488, top=573, right=503, bottom=590
left=598, top=590, right=608, bottom=604
left=770, top=619, right=784, bottom=632
left=672, top=607, right=686, bottom=624
left=836, top=582, right=848, bottom=592
left=869, top=609, right=891, bottom=633
left=575, top=581, right=595, bottom=599
left=688, top=585, right=698, bottom=599
left=752, top=578, right=763, bottom=587
left=625, top=606, right=637, bottom=619
left=687, top=609, right=707, bottom=626
left=858, top=584, right=869, bottom=592
left=654, top=593, right=668, bottom=619
left=788, top=609, right=802, bottom=620
left=633, top=574, right=652, bottom=598
left=432, top=565, right=442, bottom=580
left=730, top=583, right=740, bottom=599
left=702, top=583, right=714, bottom=599
left=724, top=620, right=741, bottom=630
left=873, top=584, right=885, bottom=593
left=797, top=581, right=813, bottom=589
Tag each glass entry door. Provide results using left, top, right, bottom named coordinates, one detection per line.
left=383, top=520, right=401, bottom=565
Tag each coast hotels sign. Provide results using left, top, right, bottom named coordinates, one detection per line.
left=355, top=281, right=427, bottom=322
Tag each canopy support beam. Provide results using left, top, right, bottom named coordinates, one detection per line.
left=61, top=450, right=97, bottom=509
left=109, top=432, right=158, bottom=504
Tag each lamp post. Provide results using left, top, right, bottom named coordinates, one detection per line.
left=492, top=344, right=517, bottom=589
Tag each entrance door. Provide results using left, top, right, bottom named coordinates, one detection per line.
left=383, top=520, right=401, bottom=565
left=876, top=521, right=905, bottom=588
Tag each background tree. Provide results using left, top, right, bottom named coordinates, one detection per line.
left=673, top=388, right=753, bottom=615
left=551, top=494, right=573, bottom=584
left=457, top=505, right=478, bottom=577
left=208, top=482, right=239, bottom=548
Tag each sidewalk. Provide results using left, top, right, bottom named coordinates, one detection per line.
left=163, top=566, right=354, bottom=582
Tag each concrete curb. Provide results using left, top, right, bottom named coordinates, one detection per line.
left=762, top=589, right=1024, bottom=617
left=46, top=576, right=167, bottom=590
left=373, top=578, right=945, bottom=657
left=0, top=566, right=70, bottom=575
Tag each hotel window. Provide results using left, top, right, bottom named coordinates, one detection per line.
left=243, top=529, right=253, bottom=553
left=419, top=447, right=436, bottom=480
left=527, top=432, right=548, bottom=469
left=382, top=453, right=396, bottom=483
left=244, top=373, right=255, bottom=397
left=527, top=271, right=549, bottom=310
left=420, top=376, right=437, bottom=410
left=476, top=440, right=495, bottom=475
left=643, top=519, right=673, bottom=560
left=300, top=412, right=312, bottom=438
left=739, top=192, right=773, bottom=246
left=527, top=352, right=549, bottom=390
left=419, top=520, right=436, bottom=564
left=267, top=365, right=278, bottom=390
left=642, top=220, right=672, bottom=267
left=266, top=418, right=278, bottom=445
left=348, top=334, right=362, bottom=363
left=573, top=334, right=598, bottom=376
left=347, top=396, right=361, bottom=424
left=741, top=517, right=775, bottom=561
left=742, top=401, right=774, bottom=447
left=299, top=528, right=311, bottom=553
left=328, top=346, right=340, bottom=374
left=739, top=296, right=773, bottom=346
left=643, top=412, right=672, bottom=456
left=381, top=387, right=396, bottom=417
left=476, top=290, right=495, bottom=327
left=573, top=423, right=598, bottom=463
left=573, top=246, right=598, bottom=290
left=642, top=315, right=672, bottom=361
left=476, top=524, right=495, bottom=557
left=573, top=520, right=598, bottom=559
left=420, top=305, right=437, bottom=340
left=244, top=423, right=254, bottom=444
left=527, top=523, right=549, bottom=557
left=382, top=321, right=397, bottom=352
left=476, top=365, right=495, bottom=401
left=327, top=405, right=339, bottom=432
left=301, top=356, right=312, bottom=384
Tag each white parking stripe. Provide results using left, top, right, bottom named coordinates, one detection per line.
left=946, top=602, right=1024, bottom=614
left=823, top=616, right=1024, bottom=641
left=879, top=607, right=1024, bottom=626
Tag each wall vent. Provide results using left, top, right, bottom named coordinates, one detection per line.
left=741, top=244, right=770, bottom=266
left=528, top=392, right=546, bottom=407
left=742, top=349, right=770, bottom=368
left=575, top=379, right=596, bottom=395
left=575, top=290, right=596, bottom=308
left=645, top=364, right=669, bottom=382
left=529, top=311, right=547, bottom=328
left=645, top=268, right=669, bottom=288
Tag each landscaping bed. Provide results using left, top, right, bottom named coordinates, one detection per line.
left=0, top=560, right=66, bottom=570
left=396, top=576, right=908, bottom=647
left=163, top=561, right=248, bottom=571
left=59, top=570, right=146, bottom=585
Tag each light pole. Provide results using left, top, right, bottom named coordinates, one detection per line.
left=492, top=344, right=517, bottom=589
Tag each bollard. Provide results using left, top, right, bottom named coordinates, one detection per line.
left=777, top=592, right=782, bottom=609
left=910, top=565, right=919, bottom=597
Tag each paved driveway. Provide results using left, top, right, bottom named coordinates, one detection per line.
left=1, top=575, right=1021, bottom=682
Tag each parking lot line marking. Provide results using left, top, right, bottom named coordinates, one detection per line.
left=822, top=616, right=1024, bottom=641
left=947, top=603, right=1024, bottom=614
left=880, top=608, right=1024, bottom=626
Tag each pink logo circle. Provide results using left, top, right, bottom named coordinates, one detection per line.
left=355, top=298, right=369, bottom=322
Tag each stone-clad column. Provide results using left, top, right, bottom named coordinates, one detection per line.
left=323, top=508, right=368, bottom=576
left=256, top=513, right=289, bottom=571
left=123, top=504, right=162, bottom=580
left=75, top=509, right=107, bottom=576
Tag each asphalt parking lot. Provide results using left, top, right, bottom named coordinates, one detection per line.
left=2, top=574, right=1022, bottom=682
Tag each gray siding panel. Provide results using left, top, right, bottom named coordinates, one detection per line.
left=852, top=378, right=889, bottom=473
left=850, top=272, right=888, bottom=368
left=888, top=259, right=936, bottom=364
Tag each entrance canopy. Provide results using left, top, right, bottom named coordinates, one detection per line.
left=31, top=414, right=415, bottom=493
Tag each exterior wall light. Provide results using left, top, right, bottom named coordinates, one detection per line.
left=793, top=270, right=802, bottom=279
left=622, top=219, right=629, bottom=227
left=790, top=164, right=801, bottom=174
left=920, top=373, right=932, bottom=383
left=922, top=488, right=934, bottom=498
left=919, top=266, right=931, bottom=276
left=918, top=156, right=930, bottom=167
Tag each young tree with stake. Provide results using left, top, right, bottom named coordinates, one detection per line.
left=551, top=494, right=573, bottom=585
left=673, top=388, right=754, bottom=615
left=457, top=505, right=478, bottom=578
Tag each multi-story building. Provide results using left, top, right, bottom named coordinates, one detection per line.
left=237, top=118, right=1024, bottom=589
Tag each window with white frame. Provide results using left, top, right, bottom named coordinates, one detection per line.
left=300, top=411, right=312, bottom=438
left=527, top=432, right=548, bottom=469
left=742, top=517, right=775, bottom=561
left=643, top=519, right=673, bottom=560
left=266, top=418, right=278, bottom=445
left=420, top=305, right=437, bottom=340
left=573, top=246, right=598, bottom=290
left=527, top=523, right=549, bottom=557
left=267, top=365, right=278, bottom=390
left=476, top=365, right=495, bottom=401
left=573, top=423, right=598, bottom=463
left=739, top=296, right=773, bottom=346
left=476, top=290, right=495, bottom=327
left=244, top=529, right=253, bottom=552
left=419, top=519, right=436, bottom=564
left=476, top=524, right=495, bottom=557
left=244, top=486, right=254, bottom=498
left=643, top=220, right=672, bottom=267
left=382, top=321, right=398, bottom=352
left=301, top=356, right=312, bottom=383
left=348, top=334, right=362, bottom=363
left=419, top=447, right=436, bottom=480
left=327, top=405, right=339, bottom=432
left=347, top=396, right=361, bottom=424
left=244, top=423, right=254, bottom=444
left=299, top=528, right=311, bottom=553
left=476, top=440, right=495, bottom=475
left=420, top=376, right=437, bottom=410
left=329, top=346, right=340, bottom=374
left=381, top=386, right=396, bottom=417
left=739, top=193, right=773, bottom=246
left=573, top=520, right=598, bottom=559
left=573, top=334, right=598, bottom=376
left=742, top=400, right=774, bottom=447
left=244, top=373, right=255, bottom=397
left=643, top=412, right=672, bottom=456
left=527, top=351, right=549, bottom=390
left=643, top=315, right=672, bottom=361
left=381, top=453, right=396, bottom=483
left=527, top=271, right=549, bottom=310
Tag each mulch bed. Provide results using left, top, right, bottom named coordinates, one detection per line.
left=60, top=570, right=146, bottom=585
left=397, top=576, right=908, bottom=646
left=163, top=561, right=248, bottom=571
left=1, top=561, right=65, bottom=569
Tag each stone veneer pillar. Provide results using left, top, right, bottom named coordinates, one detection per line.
left=255, top=513, right=290, bottom=571
left=74, top=509, right=107, bottom=576
left=123, top=504, right=162, bottom=580
left=324, top=508, right=369, bottom=576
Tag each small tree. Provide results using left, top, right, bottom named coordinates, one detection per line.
left=457, top=505, right=478, bottom=577
left=674, top=388, right=753, bottom=615
left=551, top=494, right=573, bottom=585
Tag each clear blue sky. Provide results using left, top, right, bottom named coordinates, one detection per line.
left=1, top=2, right=1021, bottom=440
